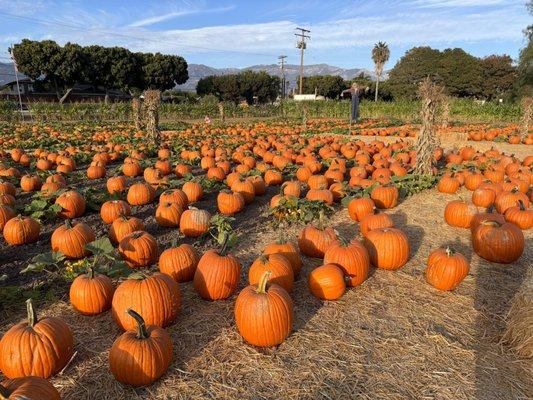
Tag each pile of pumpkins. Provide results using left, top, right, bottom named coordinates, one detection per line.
left=0, top=130, right=531, bottom=398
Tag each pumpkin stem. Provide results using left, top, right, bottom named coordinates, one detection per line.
left=127, top=309, right=150, bottom=340
left=256, top=271, right=272, bottom=294
left=26, top=298, right=37, bottom=328
left=87, top=265, right=95, bottom=279
left=219, top=232, right=230, bottom=256
left=481, top=220, right=501, bottom=228
left=518, top=200, right=526, bottom=211
left=0, top=384, right=10, bottom=399
left=171, top=236, right=178, bottom=248
left=65, top=219, right=73, bottom=229
left=445, top=247, right=454, bottom=257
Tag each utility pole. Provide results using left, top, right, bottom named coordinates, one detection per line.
left=278, top=55, right=287, bottom=99
left=295, top=27, right=310, bottom=95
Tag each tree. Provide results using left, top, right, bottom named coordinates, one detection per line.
left=480, top=55, right=516, bottom=100
left=140, top=52, right=188, bottom=91
left=196, top=75, right=216, bottom=97
left=387, top=47, right=442, bottom=99
left=516, top=1, right=533, bottom=97
left=300, top=75, right=346, bottom=99
left=371, top=42, right=390, bottom=101
left=438, top=48, right=483, bottom=98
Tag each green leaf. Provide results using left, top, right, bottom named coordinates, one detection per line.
left=20, top=263, right=46, bottom=274
left=85, top=237, right=115, bottom=256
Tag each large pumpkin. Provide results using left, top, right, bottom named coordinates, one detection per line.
left=51, top=220, right=95, bottom=259
left=347, top=197, right=375, bottom=222
left=193, top=238, right=241, bottom=300
left=370, top=185, right=399, bottom=209
left=471, top=221, right=524, bottom=263
left=112, top=272, right=181, bottom=331
left=364, top=228, right=410, bottom=270
left=323, top=239, right=370, bottom=287
left=234, top=271, right=293, bottom=347
left=0, top=376, right=61, bottom=400
left=444, top=200, right=478, bottom=228
left=127, top=182, right=155, bottom=206
left=504, top=200, right=532, bottom=230
left=217, top=190, right=245, bottom=216
left=118, top=231, right=159, bottom=268
left=155, top=202, right=183, bottom=227
left=69, top=267, right=114, bottom=316
left=425, top=248, right=470, bottom=291
left=109, top=309, right=172, bottom=387
left=0, top=299, right=74, bottom=378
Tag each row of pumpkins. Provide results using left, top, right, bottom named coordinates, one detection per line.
left=0, top=136, right=531, bottom=399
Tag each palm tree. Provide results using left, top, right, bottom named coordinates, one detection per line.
left=371, top=42, right=390, bottom=101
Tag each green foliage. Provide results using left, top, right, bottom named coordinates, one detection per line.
left=21, top=251, right=66, bottom=274
left=388, top=46, right=517, bottom=100
left=268, top=197, right=334, bottom=229
left=209, top=214, right=238, bottom=247
left=23, top=191, right=63, bottom=222
left=300, top=75, right=347, bottom=99
left=197, top=70, right=280, bottom=104
left=391, top=174, right=438, bottom=197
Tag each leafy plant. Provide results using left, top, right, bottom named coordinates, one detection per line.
left=21, top=251, right=66, bottom=274
left=391, top=174, right=438, bottom=197
left=22, top=191, right=64, bottom=222
left=209, top=213, right=238, bottom=247
left=268, top=197, right=334, bottom=228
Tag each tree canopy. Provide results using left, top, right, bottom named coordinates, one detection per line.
left=299, top=75, right=346, bottom=99
left=387, top=46, right=516, bottom=100
left=196, top=71, right=280, bottom=104
left=10, top=39, right=188, bottom=98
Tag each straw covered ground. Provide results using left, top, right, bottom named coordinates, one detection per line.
left=0, top=138, right=531, bottom=400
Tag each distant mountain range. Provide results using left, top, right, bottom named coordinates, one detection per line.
left=177, top=63, right=388, bottom=92
left=1, top=61, right=388, bottom=92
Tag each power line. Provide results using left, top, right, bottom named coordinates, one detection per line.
left=0, top=11, right=279, bottom=59
left=295, top=27, right=310, bottom=95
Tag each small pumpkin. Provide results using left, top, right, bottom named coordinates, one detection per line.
left=118, top=231, right=159, bottom=268
left=234, top=271, right=293, bottom=347
left=159, top=189, right=188, bottom=209
left=155, top=202, right=183, bottom=227
left=180, top=207, right=211, bottom=237
left=109, top=309, right=173, bottom=387
left=0, top=299, right=74, bottom=378
left=106, top=175, right=127, bottom=194
left=308, top=264, right=346, bottom=300
left=193, top=235, right=241, bottom=300
left=444, top=200, right=478, bottom=228
left=298, top=224, right=338, bottom=258
left=323, top=238, right=370, bottom=287
left=69, top=266, right=114, bottom=315
left=263, top=240, right=302, bottom=277
left=182, top=181, right=203, bottom=203
left=127, top=182, right=155, bottom=206
left=55, top=190, right=86, bottom=219
left=0, top=204, right=15, bottom=231
left=159, top=239, right=200, bottom=282
left=347, top=197, right=375, bottom=222
left=3, top=215, right=40, bottom=246
left=504, top=200, right=532, bottom=230
left=100, top=200, right=131, bottom=224
left=217, top=190, right=245, bottom=216
left=51, top=220, right=95, bottom=259
left=109, top=215, right=145, bottom=244
left=425, top=247, right=469, bottom=291
left=359, top=210, right=393, bottom=237
left=370, top=185, right=399, bottom=209
left=248, top=253, right=294, bottom=292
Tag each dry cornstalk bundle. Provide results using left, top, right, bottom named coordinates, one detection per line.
left=415, top=77, right=444, bottom=175
left=440, top=95, right=451, bottom=129
left=502, top=277, right=533, bottom=358
left=144, top=89, right=161, bottom=145
left=519, top=97, right=532, bottom=141
left=218, top=102, right=225, bottom=123
left=131, top=97, right=143, bottom=131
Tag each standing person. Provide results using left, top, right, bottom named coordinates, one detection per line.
left=341, top=83, right=368, bottom=125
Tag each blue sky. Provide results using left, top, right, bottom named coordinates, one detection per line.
left=0, top=0, right=530, bottom=69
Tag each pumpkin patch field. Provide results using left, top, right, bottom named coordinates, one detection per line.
left=0, top=119, right=531, bottom=399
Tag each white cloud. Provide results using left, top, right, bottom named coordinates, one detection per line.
left=129, top=5, right=235, bottom=28
left=412, top=0, right=512, bottom=7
